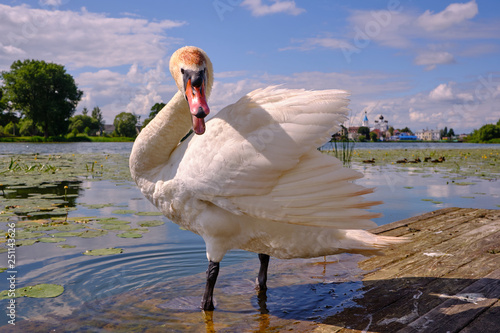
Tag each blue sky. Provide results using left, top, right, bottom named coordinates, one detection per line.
left=1, top=0, right=499, bottom=133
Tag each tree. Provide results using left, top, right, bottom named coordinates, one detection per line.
left=388, top=126, right=394, bottom=136
left=474, top=124, right=500, bottom=141
left=82, top=107, right=89, bottom=116
left=400, top=127, right=413, bottom=135
left=0, top=89, right=20, bottom=127
left=3, top=122, right=17, bottom=136
left=440, top=126, right=448, bottom=138
left=68, top=115, right=99, bottom=135
left=447, top=128, right=455, bottom=137
left=91, top=106, right=105, bottom=134
left=357, top=126, right=370, bottom=138
left=142, top=102, right=165, bottom=128
left=19, top=118, right=42, bottom=136
left=113, top=112, right=137, bottom=137
left=370, top=131, right=378, bottom=142
left=1, top=59, right=83, bottom=138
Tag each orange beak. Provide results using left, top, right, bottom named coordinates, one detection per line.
left=185, top=78, right=210, bottom=135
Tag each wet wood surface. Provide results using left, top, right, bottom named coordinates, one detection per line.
left=322, top=207, right=500, bottom=333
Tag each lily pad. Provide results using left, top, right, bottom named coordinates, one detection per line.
left=82, top=203, right=114, bottom=209
left=52, top=224, right=84, bottom=232
left=83, top=247, right=123, bottom=256
left=39, top=237, right=66, bottom=243
left=135, top=211, right=163, bottom=216
left=57, top=244, right=76, bottom=249
left=139, top=220, right=165, bottom=227
left=53, top=231, right=83, bottom=237
left=99, top=224, right=131, bottom=231
left=15, top=239, right=39, bottom=247
left=17, top=231, right=46, bottom=239
left=0, top=283, right=64, bottom=300
left=454, top=182, right=476, bottom=186
left=98, top=219, right=130, bottom=225
left=117, top=232, right=143, bottom=238
left=79, top=230, right=108, bottom=238
left=112, top=209, right=136, bottom=215
left=0, top=268, right=7, bottom=273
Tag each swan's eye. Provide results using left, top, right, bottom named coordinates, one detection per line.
left=181, top=68, right=185, bottom=74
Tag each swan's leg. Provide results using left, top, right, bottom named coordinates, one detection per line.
left=257, top=253, right=270, bottom=291
left=201, top=260, right=219, bottom=311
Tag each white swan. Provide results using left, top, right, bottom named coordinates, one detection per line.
left=130, top=46, right=405, bottom=311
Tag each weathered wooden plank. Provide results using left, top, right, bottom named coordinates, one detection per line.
left=362, top=220, right=500, bottom=280
left=325, top=209, right=500, bottom=333
left=360, top=208, right=494, bottom=271
left=369, top=207, right=462, bottom=234
left=360, top=255, right=500, bottom=332
left=459, top=299, right=500, bottom=333
left=397, top=268, right=500, bottom=333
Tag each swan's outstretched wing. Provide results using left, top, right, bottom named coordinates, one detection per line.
left=172, top=86, right=379, bottom=229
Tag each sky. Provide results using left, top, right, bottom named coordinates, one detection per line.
left=1, top=0, right=499, bottom=134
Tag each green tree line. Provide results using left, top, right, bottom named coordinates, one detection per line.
left=1, top=59, right=146, bottom=140
left=467, top=119, right=500, bottom=143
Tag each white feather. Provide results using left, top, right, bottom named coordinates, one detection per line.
left=131, top=68, right=405, bottom=263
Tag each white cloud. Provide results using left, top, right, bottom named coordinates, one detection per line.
left=287, top=1, right=497, bottom=70
left=347, top=9, right=414, bottom=49
left=241, top=0, right=305, bottom=17
left=280, top=37, right=355, bottom=52
left=417, top=1, right=478, bottom=31
left=414, top=51, right=455, bottom=70
left=76, top=62, right=175, bottom=124
left=429, top=83, right=455, bottom=101
left=39, top=0, right=65, bottom=6
left=0, top=4, right=185, bottom=69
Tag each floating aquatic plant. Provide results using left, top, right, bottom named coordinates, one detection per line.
left=112, top=209, right=136, bottom=215
left=139, top=220, right=165, bottom=227
left=0, top=284, right=64, bottom=300
left=84, top=248, right=123, bottom=256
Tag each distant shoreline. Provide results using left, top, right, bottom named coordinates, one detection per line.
left=0, top=136, right=134, bottom=143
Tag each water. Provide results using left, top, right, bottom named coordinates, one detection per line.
left=0, top=142, right=499, bottom=331
left=321, top=141, right=500, bottom=151
left=0, top=142, right=134, bottom=156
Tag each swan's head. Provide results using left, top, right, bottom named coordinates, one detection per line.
left=170, top=46, right=214, bottom=135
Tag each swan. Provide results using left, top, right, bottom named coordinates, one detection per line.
left=130, top=46, right=406, bottom=311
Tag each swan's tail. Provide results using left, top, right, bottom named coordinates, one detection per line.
left=341, top=230, right=409, bottom=256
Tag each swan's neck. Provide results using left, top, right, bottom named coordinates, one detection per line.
left=129, top=91, right=191, bottom=186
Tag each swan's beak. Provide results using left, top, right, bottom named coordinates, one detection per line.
left=185, top=75, right=210, bottom=135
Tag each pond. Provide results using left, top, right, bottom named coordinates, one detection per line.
left=0, top=142, right=499, bottom=331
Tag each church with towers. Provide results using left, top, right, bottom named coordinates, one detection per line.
left=348, top=111, right=390, bottom=140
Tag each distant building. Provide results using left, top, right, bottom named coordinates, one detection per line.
left=348, top=112, right=391, bottom=141
left=347, top=126, right=360, bottom=140
left=102, top=124, right=115, bottom=135
left=373, top=115, right=389, bottom=133
left=390, top=133, right=417, bottom=141
left=415, top=129, right=440, bottom=141
left=362, top=111, right=369, bottom=128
